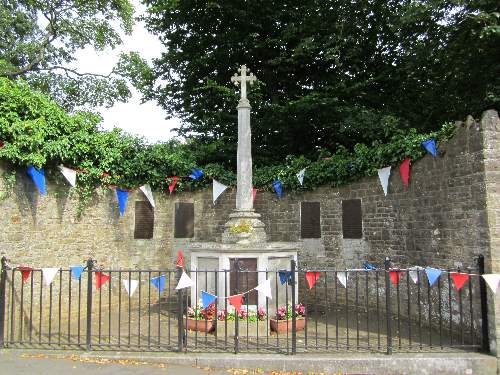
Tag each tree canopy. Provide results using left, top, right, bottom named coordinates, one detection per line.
left=0, top=0, right=152, bottom=110
left=143, top=0, right=499, bottom=166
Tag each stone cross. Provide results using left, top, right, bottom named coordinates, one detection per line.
left=231, top=65, right=256, bottom=102
left=231, top=65, right=257, bottom=211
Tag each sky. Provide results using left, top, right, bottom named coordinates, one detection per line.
left=71, top=0, right=180, bottom=143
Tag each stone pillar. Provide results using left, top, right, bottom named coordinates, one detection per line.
left=236, top=98, right=253, bottom=211
left=481, top=110, right=500, bottom=357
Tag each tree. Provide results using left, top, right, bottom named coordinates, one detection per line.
left=0, top=0, right=152, bottom=110
left=143, top=0, right=499, bottom=165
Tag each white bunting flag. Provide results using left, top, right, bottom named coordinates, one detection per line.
left=122, top=279, right=139, bottom=297
left=212, top=179, right=228, bottom=204
left=296, top=168, right=306, bottom=185
left=254, top=279, right=273, bottom=299
left=58, top=165, right=77, bottom=187
left=139, top=184, right=155, bottom=208
left=377, top=166, right=391, bottom=196
left=337, top=271, right=349, bottom=288
left=408, top=266, right=424, bottom=284
left=175, top=271, right=195, bottom=290
left=482, top=274, right=500, bottom=294
left=42, top=268, right=59, bottom=286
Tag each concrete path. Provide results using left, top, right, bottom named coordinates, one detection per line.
left=0, top=349, right=496, bottom=375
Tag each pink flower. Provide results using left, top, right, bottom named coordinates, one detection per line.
left=217, top=310, right=226, bottom=321
left=257, top=307, right=267, bottom=320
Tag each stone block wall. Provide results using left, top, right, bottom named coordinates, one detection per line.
left=0, top=112, right=496, bottom=274
left=0, top=111, right=498, bottom=347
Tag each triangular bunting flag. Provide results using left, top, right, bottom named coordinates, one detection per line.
left=189, top=168, right=204, bottom=180
left=212, top=179, right=228, bottom=204
left=305, top=271, right=320, bottom=289
left=70, top=266, right=85, bottom=280
left=450, top=272, right=469, bottom=291
left=175, top=271, right=194, bottom=290
left=337, top=271, right=349, bottom=288
left=115, top=189, right=129, bottom=217
left=296, top=169, right=305, bottom=185
left=255, top=279, right=272, bottom=299
left=389, top=270, right=403, bottom=285
left=95, top=272, right=110, bottom=290
left=168, top=176, right=178, bottom=194
left=278, top=270, right=292, bottom=285
left=252, top=188, right=257, bottom=203
left=27, top=166, right=46, bottom=195
left=151, top=275, right=166, bottom=293
left=201, top=291, right=217, bottom=308
left=42, top=268, right=59, bottom=286
left=377, top=166, right=391, bottom=196
left=363, top=261, right=377, bottom=270
left=18, top=266, right=32, bottom=283
left=272, top=180, right=283, bottom=198
left=58, top=165, right=77, bottom=187
left=175, top=250, right=184, bottom=268
left=123, top=279, right=139, bottom=297
left=482, top=274, right=500, bottom=294
left=139, top=184, right=155, bottom=208
left=408, top=266, right=423, bottom=284
left=227, top=294, right=244, bottom=312
left=399, top=158, right=411, bottom=187
left=425, top=267, right=442, bottom=287
left=421, top=139, right=438, bottom=157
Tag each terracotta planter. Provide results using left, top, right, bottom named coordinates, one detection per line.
left=183, top=317, right=216, bottom=333
left=270, top=317, right=305, bottom=333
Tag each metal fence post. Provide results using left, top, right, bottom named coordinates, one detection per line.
left=384, top=257, right=393, bottom=355
left=0, top=257, right=7, bottom=347
left=234, top=259, right=239, bottom=354
left=290, top=259, right=297, bottom=355
left=478, top=254, right=490, bottom=352
left=85, top=258, right=94, bottom=351
left=177, top=267, right=184, bottom=352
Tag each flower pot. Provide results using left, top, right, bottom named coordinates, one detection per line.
left=183, top=317, right=216, bottom=333
left=217, top=320, right=268, bottom=337
left=270, top=317, right=305, bottom=334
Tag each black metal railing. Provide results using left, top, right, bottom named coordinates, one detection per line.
left=0, top=255, right=489, bottom=354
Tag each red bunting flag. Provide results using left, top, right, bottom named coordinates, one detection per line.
left=175, top=250, right=184, bottom=268
left=18, top=265, right=32, bottom=283
left=305, top=271, right=321, bottom=289
left=450, top=272, right=469, bottom=291
left=168, top=176, right=178, bottom=195
left=389, top=270, right=403, bottom=285
left=399, top=158, right=411, bottom=187
left=227, top=294, right=244, bottom=312
left=95, top=272, right=110, bottom=290
left=252, top=188, right=257, bottom=203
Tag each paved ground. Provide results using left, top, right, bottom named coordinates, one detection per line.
left=0, top=351, right=230, bottom=375
left=0, top=349, right=496, bottom=375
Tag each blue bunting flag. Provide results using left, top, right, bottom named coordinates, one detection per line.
left=425, top=267, right=442, bottom=287
left=27, top=166, right=46, bottom=195
left=201, top=291, right=217, bottom=308
left=272, top=180, right=283, bottom=198
left=70, top=266, right=85, bottom=280
left=151, top=275, right=166, bottom=294
left=421, top=139, right=438, bottom=157
left=363, top=261, right=377, bottom=270
left=115, top=189, right=129, bottom=217
left=278, top=270, right=292, bottom=285
left=189, top=168, right=204, bottom=180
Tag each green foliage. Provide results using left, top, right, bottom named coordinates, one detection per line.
left=143, top=0, right=499, bottom=165
left=0, top=0, right=152, bottom=110
left=0, top=77, right=457, bottom=216
left=0, top=168, right=16, bottom=201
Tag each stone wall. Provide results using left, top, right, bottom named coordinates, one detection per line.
left=0, top=111, right=497, bottom=274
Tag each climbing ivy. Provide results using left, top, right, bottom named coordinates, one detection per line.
left=0, top=78, right=457, bottom=216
